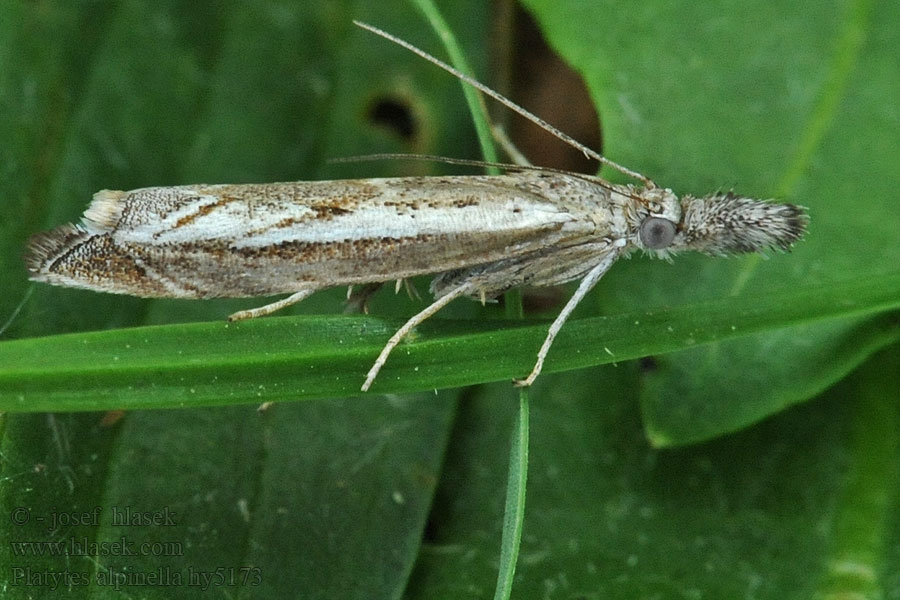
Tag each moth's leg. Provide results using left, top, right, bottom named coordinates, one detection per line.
left=345, top=279, right=420, bottom=315
left=345, top=283, right=384, bottom=314
left=398, top=278, right=421, bottom=301
left=361, top=281, right=474, bottom=392
left=514, top=252, right=619, bottom=387
left=227, top=289, right=317, bottom=321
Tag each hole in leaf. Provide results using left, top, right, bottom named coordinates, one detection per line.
left=367, top=97, right=418, bottom=141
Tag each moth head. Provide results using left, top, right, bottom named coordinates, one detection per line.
left=672, top=193, right=809, bottom=256
left=630, top=187, right=682, bottom=255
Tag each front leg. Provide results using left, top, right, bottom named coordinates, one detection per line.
left=361, top=281, right=475, bottom=391
left=362, top=242, right=620, bottom=391
left=513, top=251, right=619, bottom=386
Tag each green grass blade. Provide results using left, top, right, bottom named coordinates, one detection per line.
left=493, top=388, right=529, bottom=600
left=408, top=0, right=500, bottom=170
left=2, top=271, right=897, bottom=413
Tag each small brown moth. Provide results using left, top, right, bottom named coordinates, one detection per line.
left=25, top=22, right=808, bottom=392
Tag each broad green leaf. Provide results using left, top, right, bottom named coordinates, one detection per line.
left=522, top=0, right=900, bottom=442
left=406, top=0, right=900, bottom=597
left=407, top=349, right=900, bottom=599
left=1, top=0, right=899, bottom=598
left=0, top=2, right=485, bottom=598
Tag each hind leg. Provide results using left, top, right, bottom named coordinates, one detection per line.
left=361, top=281, right=474, bottom=391
left=227, top=289, right=318, bottom=321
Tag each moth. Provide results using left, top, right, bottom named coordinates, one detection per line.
left=25, top=22, right=808, bottom=392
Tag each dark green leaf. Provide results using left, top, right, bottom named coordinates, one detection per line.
left=2, top=0, right=900, bottom=598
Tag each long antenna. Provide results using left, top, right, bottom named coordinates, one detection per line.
left=353, top=20, right=654, bottom=187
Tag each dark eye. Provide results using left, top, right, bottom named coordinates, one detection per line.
left=639, top=217, right=676, bottom=249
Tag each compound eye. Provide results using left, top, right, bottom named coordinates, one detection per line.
left=639, top=217, right=676, bottom=249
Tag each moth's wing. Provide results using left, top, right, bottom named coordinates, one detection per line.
left=101, top=175, right=601, bottom=285
left=431, top=239, right=620, bottom=299
left=28, top=172, right=611, bottom=299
